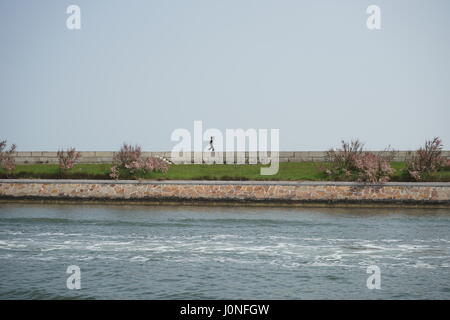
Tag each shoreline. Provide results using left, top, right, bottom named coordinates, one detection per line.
left=1, top=179, right=449, bottom=207
left=1, top=198, right=450, bottom=209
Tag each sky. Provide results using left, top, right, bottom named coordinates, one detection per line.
left=0, top=0, right=449, bottom=151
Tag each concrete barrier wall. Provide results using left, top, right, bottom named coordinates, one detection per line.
left=12, top=151, right=450, bottom=164
left=0, top=180, right=449, bottom=205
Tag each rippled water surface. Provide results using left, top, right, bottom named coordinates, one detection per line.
left=1, top=203, right=450, bottom=299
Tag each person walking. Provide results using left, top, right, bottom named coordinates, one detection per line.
left=208, top=136, right=215, bottom=152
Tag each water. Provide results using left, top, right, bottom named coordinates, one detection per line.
left=0, top=203, right=450, bottom=299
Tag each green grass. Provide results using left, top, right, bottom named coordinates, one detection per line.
left=388, top=162, right=450, bottom=182
left=152, top=162, right=329, bottom=181
left=0, top=164, right=112, bottom=180
left=1, top=162, right=449, bottom=181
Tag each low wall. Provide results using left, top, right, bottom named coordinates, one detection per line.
left=12, top=151, right=450, bottom=164
left=1, top=180, right=449, bottom=206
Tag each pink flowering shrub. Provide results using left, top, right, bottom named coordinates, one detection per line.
left=405, top=137, right=445, bottom=181
left=112, top=143, right=142, bottom=167
left=110, top=143, right=170, bottom=179
left=326, top=139, right=393, bottom=183
left=352, top=152, right=393, bottom=183
left=57, top=148, right=81, bottom=177
left=326, top=139, right=364, bottom=173
left=0, top=140, right=17, bottom=176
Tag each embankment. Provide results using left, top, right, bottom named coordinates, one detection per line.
left=1, top=179, right=449, bottom=207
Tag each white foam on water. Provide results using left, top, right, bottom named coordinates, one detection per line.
left=0, top=241, right=27, bottom=249
left=36, top=232, right=65, bottom=236
left=130, top=256, right=150, bottom=262
left=412, top=262, right=436, bottom=269
left=0, top=230, right=23, bottom=235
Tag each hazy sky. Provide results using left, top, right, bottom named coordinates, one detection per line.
left=0, top=0, right=449, bottom=151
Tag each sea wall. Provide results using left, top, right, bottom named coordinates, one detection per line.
left=1, top=180, right=449, bottom=205
left=12, top=150, right=450, bottom=164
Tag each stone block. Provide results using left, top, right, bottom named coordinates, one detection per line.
left=16, top=152, right=32, bottom=157
left=279, top=152, right=294, bottom=157
left=95, top=151, right=114, bottom=157
left=79, top=151, right=96, bottom=157
left=31, top=152, right=43, bottom=156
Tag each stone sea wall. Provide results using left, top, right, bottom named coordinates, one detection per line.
left=12, top=151, right=450, bottom=164
left=1, top=180, right=449, bottom=205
